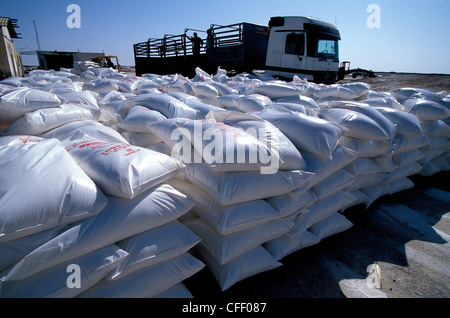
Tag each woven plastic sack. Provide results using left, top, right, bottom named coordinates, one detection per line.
left=1, top=103, right=100, bottom=136
left=209, top=110, right=307, bottom=171
left=187, top=217, right=293, bottom=265
left=0, top=245, right=128, bottom=298
left=320, top=106, right=389, bottom=141
left=194, top=244, right=281, bottom=291
left=169, top=179, right=281, bottom=235
left=182, top=163, right=315, bottom=206
left=375, top=107, right=424, bottom=138
left=0, top=136, right=107, bottom=243
left=246, top=81, right=302, bottom=100
left=77, top=252, right=204, bottom=298
left=118, top=106, right=166, bottom=133
left=0, top=87, right=63, bottom=122
left=174, top=119, right=282, bottom=174
left=64, top=138, right=184, bottom=199
left=108, top=220, right=201, bottom=281
left=234, top=94, right=272, bottom=112
left=403, top=99, right=450, bottom=121
left=257, top=105, right=345, bottom=159
left=41, top=120, right=129, bottom=144
left=128, top=93, right=198, bottom=119
left=1, top=184, right=194, bottom=281
left=309, top=212, right=353, bottom=240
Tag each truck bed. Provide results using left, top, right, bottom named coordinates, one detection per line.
left=134, top=22, right=269, bottom=77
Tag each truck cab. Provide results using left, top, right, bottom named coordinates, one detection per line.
left=264, top=16, right=341, bottom=83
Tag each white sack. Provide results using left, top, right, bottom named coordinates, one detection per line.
left=211, top=110, right=307, bottom=171
left=118, top=106, right=166, bottom=133
left=0, top=226, right=67, bottom=272
left=266, top=189, right=316, bottom=217
left=403, top=99, right=450, bottom=121
left=64, top=138, right=183, bottom=199
left=275, top=95, right=319, bottom=110
left=264, top=230, right=320, bottom=261
left=1, top=184, right=194, bottom=281
left=311, top=169, right=356, bottom=198
left=312, top=85, right=360, bottom=100
left=340, top=82, right=371, bottom=98
left=256, top=105, right=345, bottom=159
left=421, top=120, right=450, bottom=138
left=338, top=137, right=391, bottom=158
left=309, top=213, right=353, bottom=240
left=290, top=191, right=357, bottom=236
left=1, top=103, right=100, bottom=136
left=0, top=136, right=107, bottom=243
left=390, top=88, right=444, bottom=103
left=319, top=106, right=389, bottom=141
left=169, top=179, right=281, bottom=235
left=191, top=82, right=220, bottom=98
left=128, top=93, right=198, bottom=119
left=117, top=76, right=145, bottom=93
left=272, top=102, right=318, bottom=117
left=58, top=90, right=98, bottom=107
left=392, top=134, right=429, bottom=155
left=77, top=253, right=204, bottom=298
left=40, top=120, right=129, bottom=144
left=301, top=145, right=358, bottom=186
left=234, top=94, right=272, bottom=112
left=246, top=81, right=302, bottom=99
left=121, top=131, right=161, bottom=148
left=0, top=87, right=63, bottom=123
left=182, top=98, right=224, bottom=119
left=174, top=119, right=282, bottom=173
left=325, top=101, right=397, bottom=143
left=375, top=107, right=424, bottom=137
left=194, top=244, right=282, bottom=291
left=182, top=163, right=315, bottom=206
left=0, top=245, right=128, bottom=298
left=108, top=220, right=201, bottom=281
left=187, top=217, right=293, bottom=265
left=90, top=79, right=120, bottom=93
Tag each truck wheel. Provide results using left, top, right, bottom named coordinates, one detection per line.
left=322, top=72, right=336, bottom=84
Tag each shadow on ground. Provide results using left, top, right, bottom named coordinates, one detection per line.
left=184, top=171, right=450, bottom=298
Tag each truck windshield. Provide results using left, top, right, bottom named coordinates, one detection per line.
left=308, top=36, right=339, bottom=59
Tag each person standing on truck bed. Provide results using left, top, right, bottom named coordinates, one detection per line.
left=188, top=32, right=204, bottom=56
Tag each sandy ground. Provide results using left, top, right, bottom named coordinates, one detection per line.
left=182, top=72, right=450, bottom=300
left=339, top=72, right=450, bottom=93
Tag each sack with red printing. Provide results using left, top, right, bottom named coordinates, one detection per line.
left=0, top=136, right=108, bottom=242
left=64, top=138, right=184, bottom=199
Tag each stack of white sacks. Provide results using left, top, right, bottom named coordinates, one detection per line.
left=0, top=69, right=205, bottom=298
left=0, top=65, right=449, bottom=296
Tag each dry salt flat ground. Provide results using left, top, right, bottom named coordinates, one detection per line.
left=183, top=72, right=450, bottom=299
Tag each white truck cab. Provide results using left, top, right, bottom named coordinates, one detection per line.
left=264, top=16, right=341, bottom=83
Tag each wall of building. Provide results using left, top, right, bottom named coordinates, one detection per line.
left=0, top=25, right=23, bottom=79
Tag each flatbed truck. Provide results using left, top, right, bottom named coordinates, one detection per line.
left=133, top=16, right=342, bottom=84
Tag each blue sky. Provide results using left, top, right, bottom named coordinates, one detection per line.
left=2, top=0, right=450, bottom=74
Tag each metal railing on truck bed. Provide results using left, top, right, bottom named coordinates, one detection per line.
left=133, top=22, right=262, bottom=76
left=134, top=31, right=207, bottom=59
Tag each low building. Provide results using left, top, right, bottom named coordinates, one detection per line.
left=0, top=17, right=23, bottom=79
left=36, top=51, right=105, bottom=71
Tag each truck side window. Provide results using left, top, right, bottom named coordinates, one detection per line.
left=285, top=33, right=305, bottom=56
